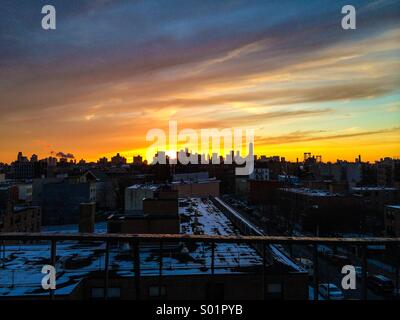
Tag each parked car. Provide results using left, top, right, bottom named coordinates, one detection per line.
left=367, top=275, right=394, bottom=295
left=318, top=283, right=344, bottom=300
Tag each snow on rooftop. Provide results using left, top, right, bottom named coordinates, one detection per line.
left=352, top=186, right=397, bottom=191
left=0, top=198, right=267, bottom=297
left=42, top=222, right=107, bottom=234
left=386, top=204, right=400, bottom=210
left=126, top=184, right=159, bottom=190
left=281, top=187, right=340, bottom=197
left=214, top=197, right=304, bottom=273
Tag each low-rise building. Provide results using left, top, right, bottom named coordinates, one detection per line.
left=33, top=177, right=96, bottom=225
left=384, top=205, right=400, bottom=237
left=279, top=188, right=365, bottom=234
left=350, top=186, right=399, bottom=214
left=110, top=187, right=179, bottom=234
left=0, top=204, right=41, bottom=233
left=172, top=172, right=220, bottom=197
left=124, top=184, right=160, bottom=214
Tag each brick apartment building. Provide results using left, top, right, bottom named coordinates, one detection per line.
left=0, top=204, right=41, bottom=233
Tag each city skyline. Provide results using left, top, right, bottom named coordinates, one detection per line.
left=1, top=0, right=399, bottom=164
left=2, top=148, right=397, bottom=166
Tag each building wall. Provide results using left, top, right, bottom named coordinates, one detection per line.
left=125, top=187, right=156, bottom=213
left=0, top=206, right=41, bottom=233
left=278, top=189, right=366, bottom=234
left=143, top=198, right=178, bottom=217
left=172, top=181, right=220, bottom=197
left=351, top=188, right=399, bottom=214
left=35, top=181, right=95, bottom=225
left=108, top=216, right=180, bottom=234
left=79, top=202, right=95, bottom=233
left=18, top=184, right=33, bottom=202
left=249, top=180, right=281, bottom=206
left=95, top=181, right=117, bottom=210
left=384, top=205, right=400, bottom=237
left=235, top=177, right=249, bottom=197
left=70, top=273, right=308, bottom=300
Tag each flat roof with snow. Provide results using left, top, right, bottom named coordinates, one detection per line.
left=126, top=184, right=160, bottom=191
left=352, top=187, right=398, bottom=191
left=280, top=187, right=341, bottom=197
left=386, top=204, right=400, bottom=210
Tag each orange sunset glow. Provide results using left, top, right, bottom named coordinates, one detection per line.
left=1, top=1, right=399, bottom=164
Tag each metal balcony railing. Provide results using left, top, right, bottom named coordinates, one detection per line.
left=0, top=233, right=399, bottom=300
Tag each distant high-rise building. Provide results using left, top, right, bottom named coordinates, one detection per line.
left=47, top=157, right=57, bottom=167
left=97, top=157, right=108, bottom=165
left=133, top=155, right=143, bottom=165
left=17, top=152, right=28, bottom=162
left=111, top=153, right=126, bottom=165
left=13, top=152, right=43, bottom=179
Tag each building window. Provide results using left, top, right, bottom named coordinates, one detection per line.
left=108, top=288, right=121, bottom=299
left=267, top=283, right=283, bottom=293
left=266, top=283, right=283, bottom=299
left=91, top=287, right=121, bottom=299
left=148, top=286, right=166, bottom=298
left=91, top=288, right=104, bottom=299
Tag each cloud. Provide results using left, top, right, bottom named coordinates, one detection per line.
left=256, top=127, right=400, bottom=145
left=54, top=151, right=75, bottom=159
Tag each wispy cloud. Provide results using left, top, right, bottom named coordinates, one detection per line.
left=256, top=127, right=400, bottom=145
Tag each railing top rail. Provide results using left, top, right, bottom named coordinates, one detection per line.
left=0, top=233, right=399, bottom=245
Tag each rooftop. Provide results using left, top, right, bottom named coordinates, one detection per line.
left=171, top=177, right=219, bottom=185
left=126, top=184, right=160, bottom=191
left=280, top=187, right=341, bottom=197
left=386, top=204, right=400, bottom=210
left=352, top=186, right=398, bottom=191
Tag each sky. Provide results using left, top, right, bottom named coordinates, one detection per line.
left=0, top=0, right=399, bottom=163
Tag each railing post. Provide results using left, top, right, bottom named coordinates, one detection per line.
left=104, top=240, right=110, bottom=300
left=211, top=241, right=215, bottom=275
left=0, top=240, right=5, bottom=268
left=396, top=263, right=399, bottom=298
left=133, top=240, right=141, bottom=300
left=159, top=241, right=163, bottom=291
left=313, top=244, right=319, bottom=300
left=361, top=244, right=368, bottom=300
left=396, top=254, right=399, bottom=298
left=50, top=239, right=56, bottom=300
left=262, top=242, right=266, bottom=300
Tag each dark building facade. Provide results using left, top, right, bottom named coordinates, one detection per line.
left=33, top=178, right=96, bottom=225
